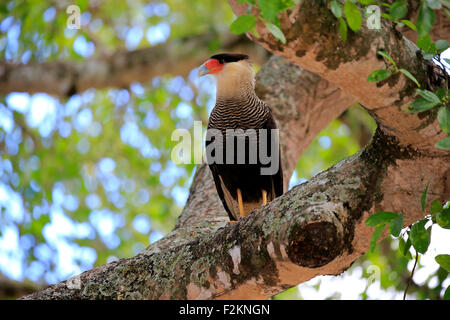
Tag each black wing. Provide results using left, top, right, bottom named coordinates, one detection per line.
left=264, top=110, right=284, bottom=198
left=207, top=159, right=237, bottom=221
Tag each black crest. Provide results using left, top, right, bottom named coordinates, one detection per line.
left=209, top=53, right=249, bottom=64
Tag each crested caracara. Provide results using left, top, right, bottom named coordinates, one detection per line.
left=199, top=53, right=284, bottom=222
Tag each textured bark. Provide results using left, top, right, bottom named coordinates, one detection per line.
left=21, top=1, right=450, bottom=300
left=228, top=0, right=447, bottom=151
left=0, top=33, right=267, bottom=98
left=21, top=128, right=449, bottom=300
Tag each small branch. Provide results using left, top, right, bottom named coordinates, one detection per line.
left=0, top=33, right=266, bottom=98
left=403, top=251, right=419, bottom=300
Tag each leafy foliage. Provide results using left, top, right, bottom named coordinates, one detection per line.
left=0, top=0, right=232, bottom=285
left=367, top=69, right=392, bottom=82
left=228, top=0, right=296, bottom=42
left=366, top=184, right=450, bottom=299
left=328, top=2, right=450, bottom=150
left=230, top=14, right=256, bottom=34
left=344, top=1, right=363, bottom=31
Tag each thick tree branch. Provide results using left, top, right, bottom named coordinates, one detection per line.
left=229, top=0, right=447, bottom=151
left=0, top=33, right=267, bottom=98
left=21, top=128, right=448, bottom=300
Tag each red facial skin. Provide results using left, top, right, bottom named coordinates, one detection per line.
left=204, top=59, right=223, bottom=74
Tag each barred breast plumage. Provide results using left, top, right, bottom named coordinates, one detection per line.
left=208, top=90, right=269, bottom=131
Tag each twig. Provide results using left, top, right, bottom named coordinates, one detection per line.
left=403, top=251, right=419, bottom=300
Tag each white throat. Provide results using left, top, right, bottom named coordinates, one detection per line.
left=214, top=61, right=255, bottom=98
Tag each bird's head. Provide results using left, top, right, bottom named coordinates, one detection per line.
left=198, top=53, right=254, bottom=97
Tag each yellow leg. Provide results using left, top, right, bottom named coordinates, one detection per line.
left=229, top=220, right=236, bottom=224
left=237, top=188, right=245, bottom=218
left=262, top=189, right=267, bottom=206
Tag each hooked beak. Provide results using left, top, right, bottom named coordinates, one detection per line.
left=198, top=64, right=210, bottom=77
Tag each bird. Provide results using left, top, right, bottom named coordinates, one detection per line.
left=198, top=53, right=284, bottom=222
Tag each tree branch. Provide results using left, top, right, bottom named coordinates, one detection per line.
left=229, top=0, right=448, bottom=151
left=0, top=33, right=267, bottom=98
left=21, top=127, right=448, bottom=299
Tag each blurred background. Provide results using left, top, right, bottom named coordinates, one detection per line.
left=0, top=0, right=448, bottom=299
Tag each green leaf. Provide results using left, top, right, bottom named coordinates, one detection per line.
left=366, top=211, right=400, bottom=227
left=399, top=236, right=412, bottom=257
left=389, top=214, right=403, bottom=237
left=417, top=34, right=432, bottom=51
left=344, top=1, right=362, bottom=31
left=437, top=207, right=450, bottom=229
left=258, top=0, right=294, bottom=24
left=426, top=0, right=442, bottom=10
left=410, top=219, right=431, bottom=254
left=404, top=237, right=412, bottom=256
left=370, top=225, right=385, bottom=252
left=435, top=88, right=447, bottom=100
left=435, top=136, right=450, bottom=150
left=356, top=0, right=377, bottom=4
left=230, top=15, right=256, bottom=34
left=258, top=0, right=279, bottom=23
left=250, top=28, right=260, bottom=38
left=389, top=1, right=408, bottom=20
left=408, top=98, right=440, bottom=113
left=423, top=52, right=436, bottom=60
left=444, top=286, right=450, bottom=300
left=422, top=182, right=429, bottom=211
left=430, top=199, right=443, bottom=214
left=265, top=22, right=286, bottom=44
left=435, top=254, right=450, bottom=272
left=417, top=2, right=435, bottom=37
left=438, top=107, right=450, bottom=133
left=400, top=19, right=416, bottom=31
left=276, top=0, right=295, bottom=11
left=377, top=50, right=397, bottom=67
left=381, top=13, right=391, bottom=20
left=399, top=69, right=420, bottom=87
left=416, top=89, right=441, bottom=103
left=339, top=17, right=348, bottom=42
left=331, top=0, right=342, bottom=18
left=436, top=39, right=450, bottom=53
left=367, top=69, right=392, bottom=82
